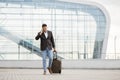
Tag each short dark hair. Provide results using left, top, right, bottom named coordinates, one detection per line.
left=42, top=24, right=47, bottom=27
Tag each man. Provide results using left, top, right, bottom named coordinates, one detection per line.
left=35, top=24, right=56, bottom=75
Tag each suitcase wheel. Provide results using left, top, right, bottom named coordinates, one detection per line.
left=59, top=70, right=61, bottom=74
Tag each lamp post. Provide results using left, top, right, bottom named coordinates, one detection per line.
left=18, top=44, right=20, bottom=60
left=114, top=36, right=117, bottom=59
left=84, top=36, right=88, bottom=59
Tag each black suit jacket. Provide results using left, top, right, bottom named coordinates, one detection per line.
left=35, top=31, right=55, bottom=51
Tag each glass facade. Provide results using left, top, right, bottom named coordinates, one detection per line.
left=0, top=0, right=108, bottom=60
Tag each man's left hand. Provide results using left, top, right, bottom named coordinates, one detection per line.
left=53, top=48, right=57, bottom=52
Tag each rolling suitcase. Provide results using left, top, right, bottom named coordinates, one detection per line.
left=51, top=52, right=62, bottom=74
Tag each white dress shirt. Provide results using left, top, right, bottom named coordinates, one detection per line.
left=44, top=31, right=48, bottom=38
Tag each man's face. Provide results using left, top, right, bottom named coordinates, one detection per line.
left=42, top=26, right=47, bottom=32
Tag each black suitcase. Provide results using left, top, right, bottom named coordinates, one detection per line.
left=51, top=52, right=62, bottom=74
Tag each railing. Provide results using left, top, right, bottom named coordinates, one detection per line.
left=1, top=51, right=120, bottom=60
left=0, top=27, right=63, bottom=60
left=0, top=54, right=4, bottom=60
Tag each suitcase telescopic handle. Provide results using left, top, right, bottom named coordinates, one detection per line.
left=53, top=51, right=58, bottom=59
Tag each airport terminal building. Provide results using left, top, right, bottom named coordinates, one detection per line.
left=0, top=0, right=109, bottom=60
left=0, top=1, right=120, bottom=80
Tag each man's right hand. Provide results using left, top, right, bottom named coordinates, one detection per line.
left=39, top=29, right=43, bottom=35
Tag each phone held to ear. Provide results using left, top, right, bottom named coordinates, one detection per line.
left=40, top=29, right=43, bottom=35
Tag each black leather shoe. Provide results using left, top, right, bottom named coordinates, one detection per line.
left=43, top=71, right=46, bottom=75
left=47, top=67, right=53, bottom=74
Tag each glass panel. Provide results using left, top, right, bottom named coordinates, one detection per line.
left=0, top=2, right=107, bottom=60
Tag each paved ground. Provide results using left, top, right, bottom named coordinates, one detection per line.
left=0, top=69, right=120, bottom=80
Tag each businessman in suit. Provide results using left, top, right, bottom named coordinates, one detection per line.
left=35, top=24, right=56, bottom=75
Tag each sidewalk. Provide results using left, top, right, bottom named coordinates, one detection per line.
left=0, top=69, right=120, bottom=80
